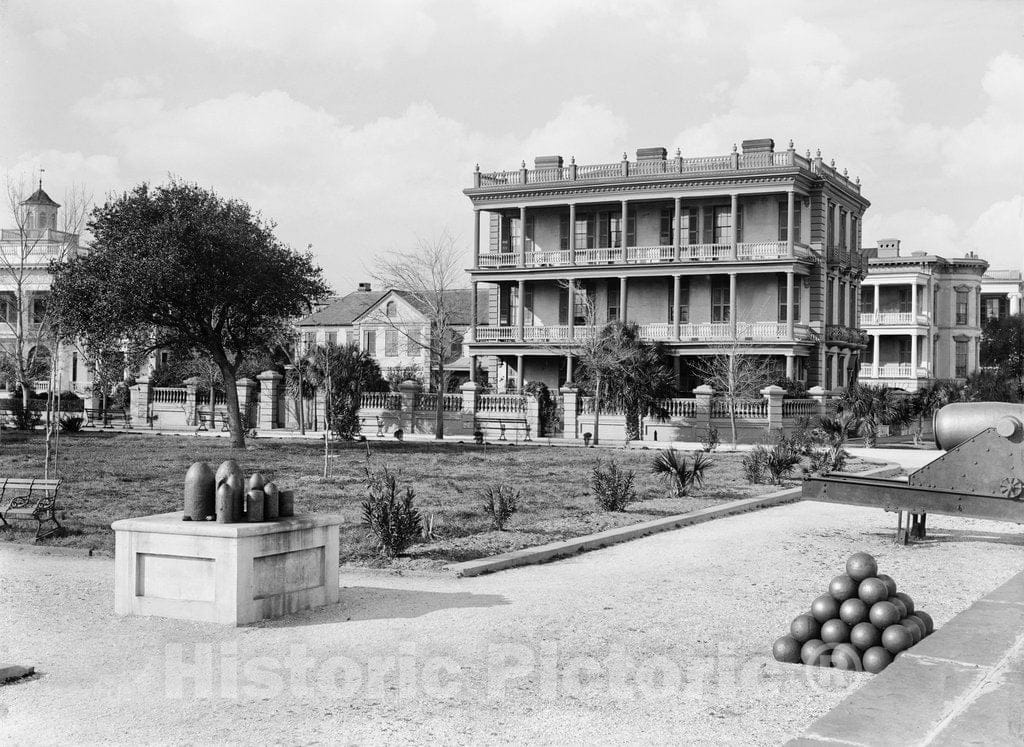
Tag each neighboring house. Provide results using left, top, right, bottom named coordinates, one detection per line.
left=462, top=139, right=870, bottom=392
left=980, top=269, right=1023, bottom=322
left=0, top=183, right=89, bottom=394
left=859, top=239, right=988, bottom=390
left=295, top=284, right=486, bottom=389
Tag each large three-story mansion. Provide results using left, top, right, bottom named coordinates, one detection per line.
left=462, top=139, right=871, bottom=392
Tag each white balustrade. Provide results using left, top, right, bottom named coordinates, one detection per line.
left=477, top=252, right=519, bottom=268
left=637, top=323, right=673, bottom=340
left=574, top=247, right=623, bottom=264
left=681, top=243, right=731, bottom=260
left=626, top=245, right=674, bottom=263
left=525, top=250, right=571, bottom=267
left=736, top=241, right=788, bottom=260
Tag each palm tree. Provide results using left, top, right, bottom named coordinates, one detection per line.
left=835, top=384, right=909, bottom=447
left=651, top=449, right=712, bottom=498
left=909, top=380, right=963, bottom=445
left=602, top=322, right=676, bottom=441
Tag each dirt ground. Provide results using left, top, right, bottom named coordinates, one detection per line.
left=2, top=499, right=1022, bottom=745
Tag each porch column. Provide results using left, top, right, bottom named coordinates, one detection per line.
left=516, top=354, right=524, bottom=391
left=568, top=203, right=576, bottom=266
left=910, top=332, right=918, bottom=375
left=873, top=283, right=880, bottom=315
left=518, top=206, right=526, bottom=267
left=673, top=274, right=681, bottom=340
left=673, top=197, right=682, bottom=261
left=872, top=335, right=880, bottom=378
left=830, top=352, right=839, bottom=389
left=730, top=193, right=738, bottom=258
left=567, top=279, right=575, bottom=340
left=843, top=281, right=851, bottom=327
left=469, top=355, right=476, bottom=383
left=619, top=276, right=628, bottom=323
left=786, top=270, right=795, bottom=339
left=620, top=199, right=628, bottom=259
left=832, top=276, right=841, bottom=326
left=785, top=353, right=795, bottom=379
left=468, top=280, right=478, bottom=342
left=1010, top=292, right=1022, bottom=316
left=566, top=354, right=574, bottom=384
left=911, top=281, right=918, bottom=321
left=841, top=350, right=851, bottom=387
left=473, top=209, right=481, bottom=268
left=786, top=190, right=795, bottom=257
left=729, top=271, right=738, bottom=339
left=516, top=279, right=525, bottom=342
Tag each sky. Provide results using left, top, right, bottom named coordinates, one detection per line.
left=2, top=0, right=1023, bottom=294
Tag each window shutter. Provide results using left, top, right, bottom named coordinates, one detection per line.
left=778, top=202, right=787, bottom=242
left=702, top=207, right=714, bottom=244
left=559, top=289, right=568, bottom=325
left=688, top=208, right=698, bottom=245
left=559, top=214, right=569, bottom=251
left=660, top=209, right=672, bottom=245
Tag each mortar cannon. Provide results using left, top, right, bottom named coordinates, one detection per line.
left=803, top=401, right=1024, bottom=543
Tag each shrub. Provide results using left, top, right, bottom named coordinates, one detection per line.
left=9, top=397, right=42, bottom=430
left=473, top=429, right=484, bottom=445
left=583, top=432, right=592, bottom=447
left=700, top=425, right=720, bottom=453
left=393, top=428, right=404, bottom=441
left=651, top=449, right=713, bottom=498
left=58, top=416, right=84, bottom=433
left=788, top=416, right=817, bottom=456
left=361, top=465, right=422, bottom=558
left=764, top=439, right=801, bottom=484
left=810, top=446, right=849, bottom=475
left=481, top=484, right=520, bottom=530
left=742, top=446, right=768, bottom=483
left=592, top=460, right=637, bottom=511
left=524, top=381, right=560, bottom=436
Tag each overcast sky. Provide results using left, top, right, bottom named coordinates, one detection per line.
left=2, top=0, right=1023, bottom=293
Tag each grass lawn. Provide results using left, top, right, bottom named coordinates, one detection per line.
left=0, top=432, right=877, bottom=569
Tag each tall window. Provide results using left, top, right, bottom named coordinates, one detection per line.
left=956, top=290, right=970, bottom=325
left=897, top=288, right=911, bottom=314
left=670, top=280, right=690, bottom=323
left=524, top=285, right=534, bottom=325
left=325, top=331, right=337, bottom=347
left=559, top=213, right=569, bottom=251
left=778, top=276, right=800, bottom=323
left=626, top=213, right=636, bottom=248
left=0, top=293, right=15, bottom=324
left=778, top=201, right=802, bottom=242
left=711, top=281, right=731, bottom=323
left=827, top=203, right=835, bottom=248
left=384, top=330, right=398, bottom=356
left=363, top=330, right=376, bottom=354
left=659, top=208, right=673, bottom=246
left=839, top=210, right=848, bottom=250
left=385, top=300, right=397, bottom=317
left=573, top=284, right=593, bottom=325
left=31, top=296, right=47, bottom=325
left=501, top=215, right=521, bottom=253
left=525, top=216, right=535, bottom=251
left=686, top=208, right=698, bottom=245
left=734, top=206, right=744, bottom=243
left=607, top=284, right=620, bottom=322
left=955, top=340, right=968, bottom=378
left=849, top=214, right=856, bottom=251
left=898, top=338, right=912, bottom=365
left=984, top=297, right=1002, bottom=321
left=406, top=329, right=419, bottom=355
left=574, top=216, right=593, bottom=249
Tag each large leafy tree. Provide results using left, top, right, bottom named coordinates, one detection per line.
left=50, top=180, right=330, bottom=446
left=981, top=314, right=1024, bottom=399
left=601, top=322, right=675, bottom=441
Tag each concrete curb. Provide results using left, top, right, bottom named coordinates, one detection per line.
left=445, top=464, right=902, bottom=577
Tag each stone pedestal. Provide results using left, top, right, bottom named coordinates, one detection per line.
left=113, top=512, right=341, bottom=626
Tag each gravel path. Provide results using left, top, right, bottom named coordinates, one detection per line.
left=2, top=499, right=1022, bottom=745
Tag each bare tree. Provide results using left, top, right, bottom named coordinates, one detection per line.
left=2, top=173, right=91, bottom=411
left=690, top=342, right=776, bottom=450
left=371, top=229, right=466, bottom=439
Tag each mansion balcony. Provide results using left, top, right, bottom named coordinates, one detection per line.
left=859, top=311, right=931, bottom=327
left=478, top=241, right=813, bottom=269
left=473, top=321, right=816, bottom=345
left=858, top=362, right=933, bottom=390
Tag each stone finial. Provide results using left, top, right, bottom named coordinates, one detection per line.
left=570, top=155, right=575, bottom=164
left=788, top=139, right=794, bottom=150
left=856, top=176, right=861, bottom=185
left=843, top=168, right=848, bottom=177
left=675, top=147, right=681, bottom=156
left=806, top=149, right=811, bottom=158
left=816, top=149, right=821, bottom=158
left=622, top=152, right=628, bottom=160
left=830, top=159, right=835, bottom=168
left=732, top=143, right=738, bottom=153
left=521, top=160, right=526, bottom=168
left=474, top=163, right=480, bottom=172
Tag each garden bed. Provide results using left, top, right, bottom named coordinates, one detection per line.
left=0, top=432, right=881, bottom=569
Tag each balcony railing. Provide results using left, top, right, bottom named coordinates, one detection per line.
left=473, top=321, right=807, bottom=344
left=859, top=312, right=930, bottom=326
left=859, top=363, right=932, bottom=378
left=477, top=241, right=811, bottom=269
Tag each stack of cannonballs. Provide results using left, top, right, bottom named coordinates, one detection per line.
left=182, top=459, right=294, bottom=523
left=773, top=552, right=934, bottom=673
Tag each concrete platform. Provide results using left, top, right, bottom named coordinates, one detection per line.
left=793, top=568, right=1024, bottom=745
left=112, top=512, right=342, bottom=626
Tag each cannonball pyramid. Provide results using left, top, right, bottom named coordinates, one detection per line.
left=772, top=552, right=934, bottom=673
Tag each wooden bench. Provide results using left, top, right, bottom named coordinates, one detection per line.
left=84, top=408, right=131, bottom=429
left=475, top=418, right=531, bottom=442
left=0, top=478, right=63, bottom=541
left=195, top=409, right=230, bottom=432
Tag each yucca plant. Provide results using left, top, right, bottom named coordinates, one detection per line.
left=362, top=464, right=422, bottom=558
left=651, top=449, right=713, bottom=498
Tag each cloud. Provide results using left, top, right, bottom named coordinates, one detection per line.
left=170, top=0, right=437, bottom=68
left=32, top=27, right=68, bottom=51
left=862, top=208, right=959, bottom=255
left=964, top=195, right=1024, bottom=271
left=478, top=0, right=706, bottom=41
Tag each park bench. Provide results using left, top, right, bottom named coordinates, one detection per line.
left=0, top=478, right=63, bottom=541
left=195, top=409, right=230, bottom=432
left=84, top=408, right=131, bottom=429
left=475, top=418, right=531, bottom=442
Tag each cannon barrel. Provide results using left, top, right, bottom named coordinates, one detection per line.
left=933, top=402, right=1024, bottom=450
